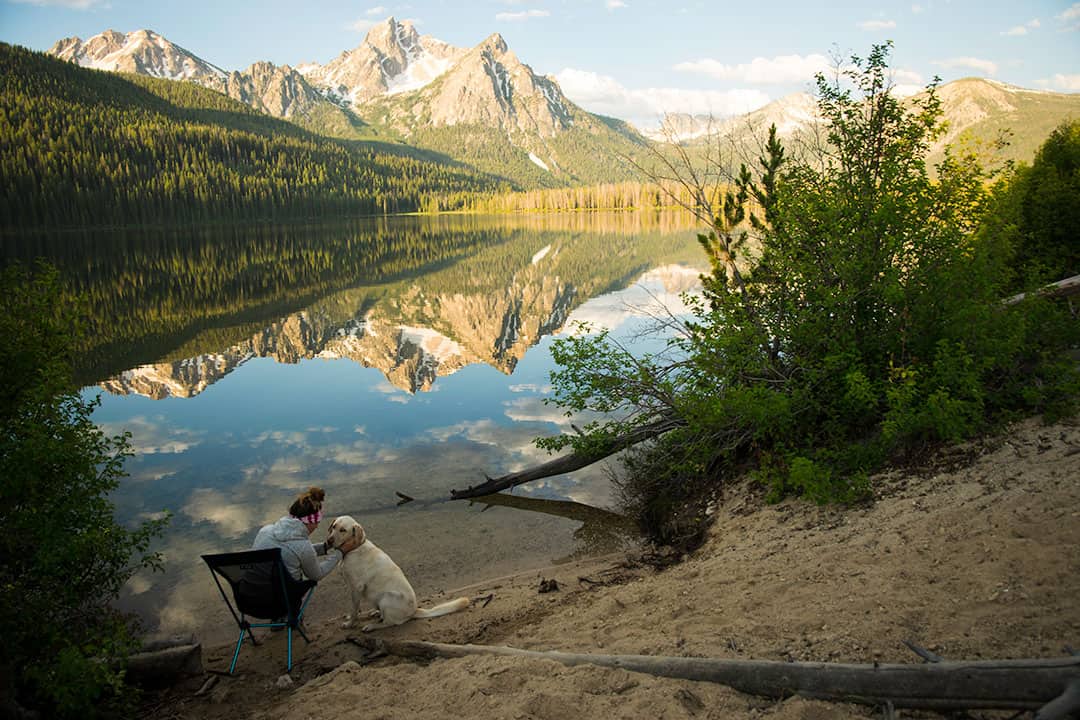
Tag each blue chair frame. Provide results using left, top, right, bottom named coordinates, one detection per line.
left=201, top=548, right=317, bottom=674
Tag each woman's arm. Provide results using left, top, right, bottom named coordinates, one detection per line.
left=297, top=542, right=341, bottom=581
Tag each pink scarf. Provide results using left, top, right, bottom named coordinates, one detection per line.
left=298, top=510, right=322, bottom=525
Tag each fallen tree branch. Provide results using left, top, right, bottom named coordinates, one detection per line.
left=1002, top=274, right=1080, bottom=306
left=902, top=640, right=942, bottom=663
left=451, top=414, right=684, bottom=499
left=125, top=642, right=203, bottom=688
left=1036, top=678, right=1080, bottom=720
left=347, top=637, right=1080, bottom=712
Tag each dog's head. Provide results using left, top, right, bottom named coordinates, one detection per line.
left=325, top=514, right=366, bottom=553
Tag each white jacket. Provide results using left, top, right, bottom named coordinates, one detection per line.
left=252, top=515, right=341, bottom=582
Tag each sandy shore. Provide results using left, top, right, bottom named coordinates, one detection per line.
left=142, top=414, right=1080, bottom=719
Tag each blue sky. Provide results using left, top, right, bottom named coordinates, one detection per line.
left=2, top=0, right=1078, bottom=128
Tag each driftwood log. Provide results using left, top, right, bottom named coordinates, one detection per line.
left=1003, top=274, right=1080, bottom=306
left=450, top=414, right=684, bottom=499
left=125, top=636, right=203, bottom=688
left=1036, top=678, right=1080, bottom=720
left=348, top=636, right=1080, bottom=712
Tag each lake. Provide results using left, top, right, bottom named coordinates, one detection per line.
left=6, top=212, right=707, bottom=644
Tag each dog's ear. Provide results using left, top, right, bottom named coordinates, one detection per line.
left=352, top=524, right=365, bottom=546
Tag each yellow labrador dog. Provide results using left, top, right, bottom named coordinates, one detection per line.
left=325, top=515, right=470, bottom=631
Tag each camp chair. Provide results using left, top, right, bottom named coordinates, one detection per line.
left=201, top=548, right=317, bottom=674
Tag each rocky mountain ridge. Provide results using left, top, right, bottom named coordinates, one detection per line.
left=99, top=260, right=703, bottom=400
left=297, top=18, right=465, bottom=106
left=48, top=28, right=366, bottom=135
left=46, top=25, right=1079, bottom=183
left=101, top=260, right=585, bottom=398
left=49, top=28, right=226, bottom=82
left=46, top=21, right=632, bottom=183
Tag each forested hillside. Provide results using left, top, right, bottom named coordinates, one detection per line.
left=0, top=44, right=508, bottom=230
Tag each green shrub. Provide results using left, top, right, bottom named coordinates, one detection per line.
left=0, top=262, right=168, bottom=718
left=541, top=44, right=1079, bottom=544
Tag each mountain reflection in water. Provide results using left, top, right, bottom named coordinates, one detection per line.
left=7, top=212, right=705, bottom=642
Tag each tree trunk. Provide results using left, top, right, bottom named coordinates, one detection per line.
left=348, top=637, right=1080, bottom=712
left=451, top=415, right=683, bottom=499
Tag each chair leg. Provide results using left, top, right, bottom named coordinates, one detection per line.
left=229, top=628, right=246, bottom=675
left=286, top=626, right=293, bottom=672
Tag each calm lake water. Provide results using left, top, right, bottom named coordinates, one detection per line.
left=7, top=212, right=707, bottom=644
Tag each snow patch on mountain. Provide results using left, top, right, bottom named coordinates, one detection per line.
left=385, top=54, right=455, bottom=95
left=528, top=153, right=550, bottom=171
left=399, top=326, right=463, bottom=363
left=52, top=29, right=226, bottom=81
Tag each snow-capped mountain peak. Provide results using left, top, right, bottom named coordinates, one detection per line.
left=297, top=17, right=466, bottom=106
left=48, top=28, right=227, bottom=82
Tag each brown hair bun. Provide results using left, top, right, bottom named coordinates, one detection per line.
left=289, top=486, right=325, bottom=518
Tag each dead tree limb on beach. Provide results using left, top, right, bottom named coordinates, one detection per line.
left=450, top=414, right=684, bottom=499
left=1002, top=274, right=1080, bottom=306
left=347, top=636, right=1080, bottom=713
left=124, top=636, right=203, bottom=687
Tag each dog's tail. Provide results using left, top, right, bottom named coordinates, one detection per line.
left=413, top=597, right=470, bottom=619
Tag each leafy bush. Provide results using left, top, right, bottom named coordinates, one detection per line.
left=0, top=262, right=168, bottom=718
left=992, top=120, right=1080, bottom=288
left=541, top=44, right=1079, bottom=546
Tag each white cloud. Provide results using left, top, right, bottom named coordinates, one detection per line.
left=349, top=18, right=378, bottom=32
left=9, top=0, right=106, bottom=7
left=891, top=84, right=923, bottom=98
left=99, top=415, right=203, bottom=455
left=606, top=0, right=627, bottom=8
left=428, top=418, right=500, bottom=444
left=496, top=9, right=550, bottom=21
left=892, top=68, right=923, bottom=85
left=251, top=429, right=310, bottom=446
left=183, top=488, right=259, bottom=536
left=673, top=53, right=829, bottom=84
left=558, top=267, right=702, bottom=336
left=325, top=440, right=376, bottom=466
left=1059, top=3, right=1080, bottom=22
left=503, top=396, right=574, bottom=427
left=1049, top=73, right=1080, bottom=91
left=508, top=383, right=552, bottom=393
left=934, top=56, right=999, bottom=76
left=1002, top=18, right=1040, bottom=36
left=556, top=67, right=771, bottom=132
left=858, top=19, right=897, bottom=30
left=370, top=379, right=412, bottom=403
left=367, top=5, right=387, bottom=15
left=890, top=67, right=924, bottom=96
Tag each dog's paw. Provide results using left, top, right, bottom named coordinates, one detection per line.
left=361, top=623, right=380, bottom=632
left=341, top=615, right=354, bottom=629
left=367, top=609, right=381, bottom=618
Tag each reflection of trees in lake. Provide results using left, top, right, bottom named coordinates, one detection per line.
left=470, top=492, right=637, bottom=558
left=9, top=213, right=703, bottom=388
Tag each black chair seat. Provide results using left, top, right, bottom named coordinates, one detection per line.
left=202, top=548, right=317, bottom=674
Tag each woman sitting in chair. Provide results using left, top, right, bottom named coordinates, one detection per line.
left=252, top=486, right=347, bottom=582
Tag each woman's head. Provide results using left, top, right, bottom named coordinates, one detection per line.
left=289, top=486, right=325, bottom=534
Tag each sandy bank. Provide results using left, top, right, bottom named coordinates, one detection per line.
left=143, top=414, right=1080, bottom=719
